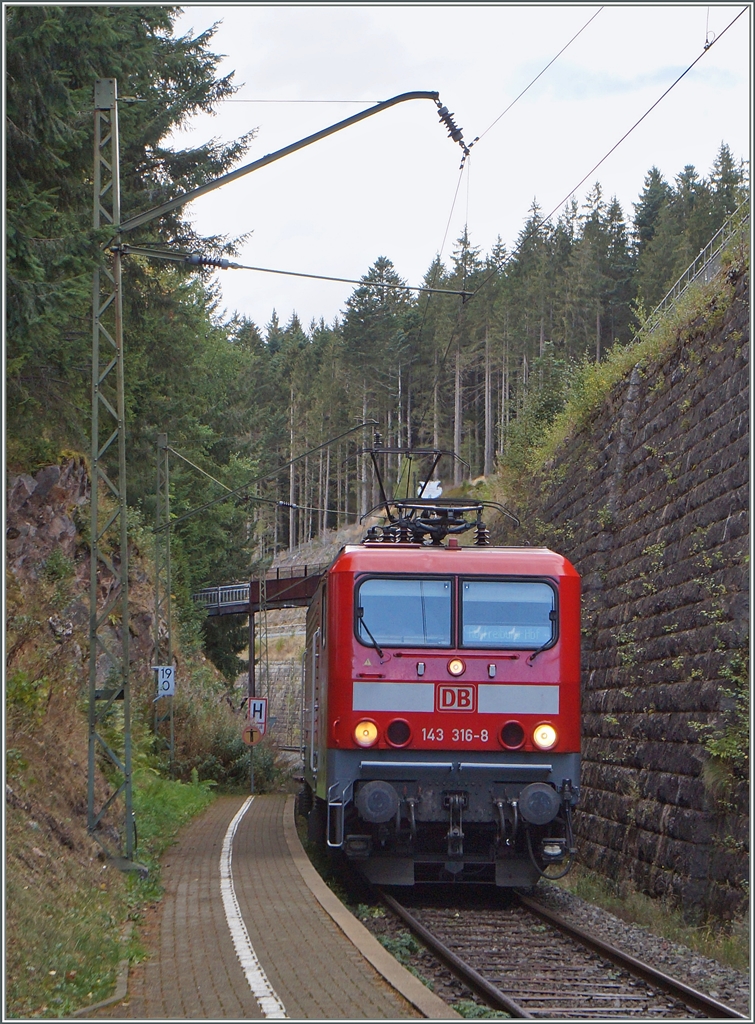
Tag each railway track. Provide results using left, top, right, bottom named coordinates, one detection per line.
left=377, top=887, right=746, bottom=1019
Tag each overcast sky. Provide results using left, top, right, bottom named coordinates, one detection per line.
left=167, top=3, right=751, bottom=331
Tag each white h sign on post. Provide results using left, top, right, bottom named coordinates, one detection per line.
left=249, top=697, right=267, bottom=737
left=153, top=665, right=175, bottom=698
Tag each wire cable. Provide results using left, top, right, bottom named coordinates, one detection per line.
left=117, top=244, right=472, bottom=298
left=471, top=6, right=604, bottom=149
left=467, top=4, right=748, bottom=304
left=410, top=8, right=606, bottom=439
left=430, top=9, right=601, bottom=274
left=227, top=261, right=472, bottom=298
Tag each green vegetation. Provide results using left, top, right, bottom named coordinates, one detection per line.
left=5, top=841, right=128, bottom=1019
left=551, top=868, right=749, bottom=973
left=699, top=652, right=750, bottom=788
left=506, top=256, right=745, bottom=480
left=132, top=767, right=216, bottom=865
left=4, top=7, right=750, bottom=1010
left=126, top=768, right=217, bottom=906
left=452, top=1000, right=511, bottom=1019
left=377, top=929, right=422, bottom=965
left=376, top=931, right=435, bottom=988
left=6, top=11, right=749, bottom=658
left=5, top=769, right=216, bottom=1019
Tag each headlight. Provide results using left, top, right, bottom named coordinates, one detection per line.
left=354, top=720, right=378, bottom=747
left=448, top=658, right=465, bottom=676
left=532, top=722, right=558, bottom=750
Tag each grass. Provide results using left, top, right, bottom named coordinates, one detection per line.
left=551, top=864, right=750, bottom=973
left=5, top=804, right=129, bottom=1019
left=493, top=241, right=748, bottom=484
left=4, top=767, right=216, bottom=1019
left=452, top=1000, right=511, bottom=1018
left=131, top=766, right=216, bottom=861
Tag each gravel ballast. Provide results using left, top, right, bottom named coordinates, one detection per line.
left=351, top=880, right=750, bottom=1017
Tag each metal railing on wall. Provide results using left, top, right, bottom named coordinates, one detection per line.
left=641, top=202, right=749, bottom=337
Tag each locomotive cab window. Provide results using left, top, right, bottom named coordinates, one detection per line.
left=461, top=580, right=556, bottom=649
left=356, top=577, right=452, bottom=648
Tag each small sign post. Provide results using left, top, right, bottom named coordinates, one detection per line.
left=153, top=666, right=175, bottom=773
left=243, top=697, right=268, bottom=794
left=153, top=665, right=175, bottom=697
left=249, top=697, right=267, bottom=736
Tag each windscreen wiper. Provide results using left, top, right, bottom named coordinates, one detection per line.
left=527, top=612, right=558, bottom=665
left=357, top=607, right=384, bottom=659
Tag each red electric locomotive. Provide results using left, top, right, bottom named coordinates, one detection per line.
left=301, top=448, right=580, bottom=886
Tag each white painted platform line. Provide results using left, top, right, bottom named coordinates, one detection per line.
left=220, top=796, right=288, bottom=1018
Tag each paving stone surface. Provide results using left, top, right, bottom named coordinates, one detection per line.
left=104, top=793, right=419, bottom=1020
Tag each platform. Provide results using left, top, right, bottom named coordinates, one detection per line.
left=98, top=793, right=456, bottom=1020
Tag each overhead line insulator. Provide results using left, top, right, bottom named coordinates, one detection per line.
left=185, top=254, right=232, bottom=269
left=436, top=101, right=470, bottom=159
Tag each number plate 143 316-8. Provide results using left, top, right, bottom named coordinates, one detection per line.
left=421, top=727, right=490, bottom=743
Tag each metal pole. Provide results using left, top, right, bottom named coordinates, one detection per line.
left=88, top=78, right=135, bottom=865
left=154, top=433, right=174, bottom=774
left=118, top=91, right=441, bottom=235
left=248, top=609, right=256, bottom=701
left=249, top=605, right=255, bottom=795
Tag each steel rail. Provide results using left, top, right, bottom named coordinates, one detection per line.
left=379, top=887, right=746, bottom=1019
left=517, top=893, right=747, bottom=1020
left=378, top=890, right=531, bottom=1018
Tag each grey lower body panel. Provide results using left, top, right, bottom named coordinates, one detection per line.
left=321, top=749, right=579, bottom=885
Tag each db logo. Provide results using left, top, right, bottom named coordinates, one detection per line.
left=437, top=684, right=476, bottom=712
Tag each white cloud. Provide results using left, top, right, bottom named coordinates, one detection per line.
left=166, top=3, right=750, bottom=330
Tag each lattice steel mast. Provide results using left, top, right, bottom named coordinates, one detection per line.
left=88, top=78, right=135, bottom=863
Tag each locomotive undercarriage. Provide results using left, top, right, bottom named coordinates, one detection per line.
left=309, top=750, right=579, bottom=886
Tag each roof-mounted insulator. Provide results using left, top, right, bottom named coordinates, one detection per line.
left=185, top=254, right=231, bottom=269
left=474, top=520, right=491, bottom=546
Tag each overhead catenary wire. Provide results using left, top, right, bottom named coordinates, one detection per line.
left=470, top=6, right=604, bottom=150
left=164, top=445, right=352, bottom=524
left=465, top=4, right=748, bottom=306
left=410, top=6, right=607, bottom=438
left=155, top=420, right=378, bottom=532
left=224, top=260, right=472, bottom=298
left=425, top=7, right=604, bottom=283
left=116, top=244, right=473, bottom=298
left=127, top=17, right=601, bottom=338
left=409, top=3, right=747, bottom=444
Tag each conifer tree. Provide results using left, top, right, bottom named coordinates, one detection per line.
left=6, top=5, right=254, bottom=464
left=632, top=166, right=672, bottom=257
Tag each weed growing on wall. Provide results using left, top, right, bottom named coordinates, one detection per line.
left=698, top=652, right=749, bottom=786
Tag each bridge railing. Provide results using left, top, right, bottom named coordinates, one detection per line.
left=193, top=583, right=250, bottom=609
left=641, top=202, right=749, bottom=337
left=193, top=562, right=331, bottom=612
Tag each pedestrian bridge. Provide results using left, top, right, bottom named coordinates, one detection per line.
left=192, top=563, right=329, bottom=615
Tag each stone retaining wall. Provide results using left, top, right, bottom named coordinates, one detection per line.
left=496, top=264, right=749, bottom=919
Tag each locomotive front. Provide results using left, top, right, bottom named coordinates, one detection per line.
left=303, top=529, right=581, bottom=886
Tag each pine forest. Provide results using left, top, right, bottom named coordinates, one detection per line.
left=6, top=6, right=749, bottom=673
